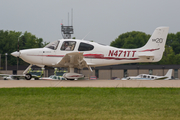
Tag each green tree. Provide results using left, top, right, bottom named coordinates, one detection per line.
left=110, top=31, right=150, bottom=48
left=157, top=45, right=175, bottom=64
left=166, top=32, right=180, bottom=54
left=174, top=54, right=180, bottom=64
left=166, top=33, right=175, bottom=46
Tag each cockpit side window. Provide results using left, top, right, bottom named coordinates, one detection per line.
left=78, top=42, right=94, bottom=51
left=61, top=41, right=76, bottom=51
left=45, top=41, right=59, bottom=50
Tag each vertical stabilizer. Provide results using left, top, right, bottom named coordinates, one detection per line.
left=165, top=69, right=173, bottom=80
left=139, top=27, right=169, bottom=62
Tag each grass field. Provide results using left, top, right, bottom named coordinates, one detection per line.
left=0, top=87, right=180, bottom=120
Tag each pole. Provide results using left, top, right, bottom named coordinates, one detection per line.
left=110, top=67, right=112, bottom=79
left=163, top=66, right=164, bottom=76
left=68, top=12, right=69, bottom=26
left=5, top=53, right=7, bottom=73
left=17, top=34, right=22, bottom=74
left=17, top=36, right=20, bottom=72
left=71, top=8, right=73, bottom=26
left=0, top=54, right=1, bottom=71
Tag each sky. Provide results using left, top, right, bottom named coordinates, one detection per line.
left=0, top=0, right=180, bottom=45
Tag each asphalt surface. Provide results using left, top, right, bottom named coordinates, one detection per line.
left=0, top=79, right=180, bottom=88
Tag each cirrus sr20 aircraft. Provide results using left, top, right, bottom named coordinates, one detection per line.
left=11, top=27, right=169, bottom=80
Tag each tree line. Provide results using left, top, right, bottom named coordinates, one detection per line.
left=110, top=31, right=180, bottom=65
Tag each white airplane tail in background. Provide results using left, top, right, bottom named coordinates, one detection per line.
left=138, top=27, right=169, bottom=62
left=165, top=69, right=173, bottom=80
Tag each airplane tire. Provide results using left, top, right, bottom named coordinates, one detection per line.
left=25, top=73, right=32, bottom=80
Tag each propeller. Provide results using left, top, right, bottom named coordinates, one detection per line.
left=17, top=34, right=21, bottom=71
left=11, top=36, right=21, bottom=58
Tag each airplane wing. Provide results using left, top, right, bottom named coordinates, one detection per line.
left=0, top=74, right=10, bottom=80
left=155, top=77, right=168, bottom=80
left=138, top=53, right=154, bottom=57
left=1, top=74, right=40, bottom=80
left=11, top=75, right=25, bottom=80
left=11, top=75, right=39, bottom=79
left=0, top=74, right=10, bottom=77
left=57, top=52, right=89, bottom=69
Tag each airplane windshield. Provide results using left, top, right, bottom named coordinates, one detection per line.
left=45, top=41, right=59, bottom=50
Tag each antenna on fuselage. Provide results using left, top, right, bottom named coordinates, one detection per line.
left=61, top=9, right=74, bottom=39
left=82, top=31, right=91, bottom=40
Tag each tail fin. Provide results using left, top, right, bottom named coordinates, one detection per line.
left=139, top=27, right=169, bottom=62
left=165, top=69, right=173, bottom=80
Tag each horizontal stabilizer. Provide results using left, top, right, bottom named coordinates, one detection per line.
left=138, top=53, right=154, bottom=57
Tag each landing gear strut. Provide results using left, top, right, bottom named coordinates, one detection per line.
left=23, top=64, right=33, bottom=80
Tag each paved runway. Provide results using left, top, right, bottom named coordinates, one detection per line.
left=0, top=79, right=180, bottom=88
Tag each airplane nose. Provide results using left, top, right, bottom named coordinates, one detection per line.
left=11, top=51, right=20, bottom=57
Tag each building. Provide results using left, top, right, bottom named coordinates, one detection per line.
left=0, top=65, right=180, bottom=79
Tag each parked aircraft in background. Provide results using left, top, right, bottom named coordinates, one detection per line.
left=0, top=68, right=43, bottom=80
left=40, top=75, right=66, bottom=80
left=0, top=74, right=9, bottom=80
left=1, top=74, right=40, bottom=80
left=121, top=69, right=173, bottom=80
left=11, top=27, right=169, bottom=80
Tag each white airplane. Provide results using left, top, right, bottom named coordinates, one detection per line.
left=0, top=74, right=40, bottom=80
left=40, top=75, right=66, bottom=80
left=121, top=69, right=173, bottom=80
left=11, top=27, right=169, bottom=80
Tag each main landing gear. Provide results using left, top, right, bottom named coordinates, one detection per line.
left=23, top=64, right=33, bottom=80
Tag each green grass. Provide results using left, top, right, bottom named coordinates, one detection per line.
left=0, top=88, right=180, bottom=120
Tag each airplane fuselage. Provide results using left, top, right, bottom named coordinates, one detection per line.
left=18, top=39, right=156, bottom=68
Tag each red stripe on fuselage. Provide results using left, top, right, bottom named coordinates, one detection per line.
left=27, top=54, right=139, bottom=60
left=45, top=55, right=64, bottom=57
left=83, top=54, right=139, bottom=60
left=27, top=54, right=64, bottom=57
left=139, top=48, right=160, bottom=52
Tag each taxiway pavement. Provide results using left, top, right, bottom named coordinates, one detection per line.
left=0, top=79, right=180, bottom=88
